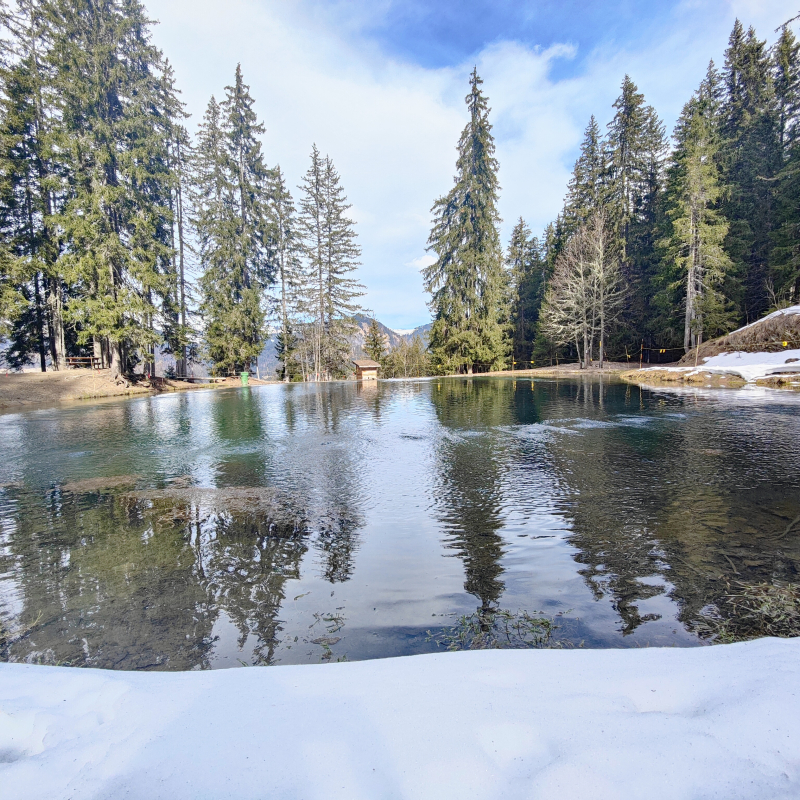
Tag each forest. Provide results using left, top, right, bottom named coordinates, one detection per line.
left=0, top=0, right=798, bottom=378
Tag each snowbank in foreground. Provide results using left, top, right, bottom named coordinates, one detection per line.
left=2, top=639, right=799, bottom=799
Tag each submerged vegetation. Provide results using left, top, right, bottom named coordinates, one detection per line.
left=695, top=582, right=800, bottom=643
left=428, top=608, right=564, bottom=651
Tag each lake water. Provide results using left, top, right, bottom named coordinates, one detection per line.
left=1, top=377, right=799, bottom=669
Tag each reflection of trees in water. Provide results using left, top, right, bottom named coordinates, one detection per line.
left=210, top=388, right=270, bottom=487
left=0, top=488, right=216, bottom=669
left=278, top=383, right=366, bottom=584
left=429, top=379, right=515, bottom=610
left=190, top=510, right=308, bottom=665
left=545, top=384, right=800, bottom=639
left=0, top=483, right=315, bottom=668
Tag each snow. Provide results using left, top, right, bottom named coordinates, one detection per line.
left=695, top=348, right=800, bottom=382
left=2, top=638, right=800, bottom=799
left=391, top=328, right=416, bottom=335
left=641, top=348, right=800, bottom=383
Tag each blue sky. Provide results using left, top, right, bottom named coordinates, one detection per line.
left=146, top=0, right=796, bottom=330
left=340, top=0, right=678, bottom=75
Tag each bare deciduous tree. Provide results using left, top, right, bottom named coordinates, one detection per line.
left=540, top=212, right=623, bottom=368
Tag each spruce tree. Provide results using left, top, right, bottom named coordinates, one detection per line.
left=193, top=66, right=273, bottom=376
left=297, top=145, right=363, bottom=380
left=605, top=75, right=667, bottom=344
left=423, top=68, right=507, bottom=374
left=162, top=58, right=193, bottom=376
left=506, top=218, right=543, bottom=366
left=771, top=25, right=800, bottom=304
left=363, top=318, right=386, bottom=363
left=719, top=21, right=780, bottom=321
left=563, top=116, right=604, bottom=234
left=46, top=0, right=176, bottom=379
left=0, top=0, right=66, bottom=370
left=661, top=63, right=735, bottom=352
left=270, top=165, right=302, bottom=381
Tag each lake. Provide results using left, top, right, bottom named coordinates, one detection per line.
left=1, top=377, right=799, bottom=669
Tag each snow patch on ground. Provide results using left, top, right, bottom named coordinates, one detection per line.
left=642, top=347, right=800, bottom=383
left=2, top=639, right=799, bottom=799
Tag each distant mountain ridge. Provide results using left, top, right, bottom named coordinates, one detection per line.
left=257, top=316, right=432, bottom=377
left=352, top=314, right=431, bottom=355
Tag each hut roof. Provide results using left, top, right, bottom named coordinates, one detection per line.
left=352, top=359, right=381, bottom=368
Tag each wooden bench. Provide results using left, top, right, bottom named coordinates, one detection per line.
left=66, top=356, right=102, bottom=369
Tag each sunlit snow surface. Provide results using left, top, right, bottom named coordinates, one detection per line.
left=2, top=639, right=799, bottom=799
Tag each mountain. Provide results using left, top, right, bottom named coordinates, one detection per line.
left=352, top=315, right=432, bottom=358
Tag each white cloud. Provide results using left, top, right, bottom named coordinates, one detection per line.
left=146, top=0, right=795, bottom=328
left=406, top=255, right=437, bottom=270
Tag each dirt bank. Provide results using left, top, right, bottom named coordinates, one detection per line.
left=479, top=361, right=640, bottom=378
left=0, top=369, right=272, bottom=413
left=619, top=368, right=748, bottom=389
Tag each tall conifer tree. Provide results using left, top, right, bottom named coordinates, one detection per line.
left=720, top=21, right=780, bottom=321
left=506, top=218, right=543, bottom=366
left=270, top=165, right=302, bottom=381
left=297, top=145, right=363, bottom=380
left=193, top=67, right=273, bottom=375
left=424, top=68, right=506, bottom=374
left=46, top=0, right=176, bottom=379
left=563, top=116, right=604, bottom=234
left=605, top=75, right=666, bottom=343
left=661, top=63, right=735, bottom=352
left=0, top=0, right=66, bottom=370
left=772, top=25, right=800, bottom=304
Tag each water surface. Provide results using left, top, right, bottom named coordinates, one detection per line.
left=1, top=377, right=799, bottom=668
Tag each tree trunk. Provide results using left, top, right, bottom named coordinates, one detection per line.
left=33, top=273, right=47, bottom=372
left=599, top=307, right=605, bottom=369
left=47, top=278, right=66, bottom=370
left=93, top=337, right=102, bottom=368
left=582, top=329, right=589, bottom=369
left=109, top=341, right=123, bottom=381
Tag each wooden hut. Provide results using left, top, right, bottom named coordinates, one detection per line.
left=352, top=359, right=380, bottom=381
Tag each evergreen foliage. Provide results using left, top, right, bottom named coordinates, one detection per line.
left=47, top=0, right=177, bottom=378
left=270, top=165, right=302, bottom=381
left=423, top=68, right=507, bottom=374
left=506, top=218, right=543, bottom=366
left=659, top=63, right=735, bottom=351
left=719, top=22, right=780, bottom=322
left=604, top=75, right=667, bottom=343
left=363, top=318, right=386, bottom=363
left=192, top=66, right=273, bottom=375
left=297, top=145, right=363, bottom=380
left=1, top=6, right=799, bottom=378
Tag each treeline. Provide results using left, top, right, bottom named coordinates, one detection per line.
left=425, top=20, right=800, bottom=372
left=0, top=0, right=363, bottom=379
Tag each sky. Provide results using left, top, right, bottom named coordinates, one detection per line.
left=146, top=0, right=796, bottom=330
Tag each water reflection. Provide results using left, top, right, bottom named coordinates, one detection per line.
left=429, top=379, right=514, bottom=611
left=0, top=378, right=798, bottom=669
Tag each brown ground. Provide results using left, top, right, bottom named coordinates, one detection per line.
left=0, top=368, right=273, bottom=413
left=480, top=361, right=639, bottom=378
left=619, top=368, right=747, bottom=389
left=678, top=309, right=800, bottom=365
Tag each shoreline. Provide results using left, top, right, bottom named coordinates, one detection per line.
left=619, top=366, right=800, bottom=392
left=0, top=369, right=275, bottom=415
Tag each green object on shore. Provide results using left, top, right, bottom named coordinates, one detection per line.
left=240, top=372, right=249, bottom=386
